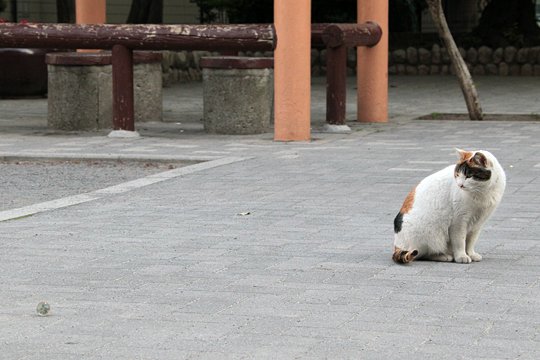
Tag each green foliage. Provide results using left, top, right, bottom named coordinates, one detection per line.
left=127, top=0, right=163, bottom=24
left=191, top=0, right=423, bottom=28
left=390, top=0, right=423, bottom=32
left=312, top=0, right=355, bottom=23
left=474, top=0, right=540, bottom=46
left=190, top=0, right=272, bottom=23
left=0, top=0, right=6, bottom=13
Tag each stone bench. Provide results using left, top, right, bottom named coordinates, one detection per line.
left=200, top=56, right=273, bottom=135
left=46, top=51, right=162, bottom=131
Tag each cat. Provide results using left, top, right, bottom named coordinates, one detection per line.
left=393, top=149, right=506, bottom=264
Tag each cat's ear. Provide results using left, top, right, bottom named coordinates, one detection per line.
left=455, top=148, right=473, bottom=162
left=471, top=152, right=489, bottom=168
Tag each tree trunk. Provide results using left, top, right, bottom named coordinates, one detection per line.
left=426, top=0, right=483, bottom=120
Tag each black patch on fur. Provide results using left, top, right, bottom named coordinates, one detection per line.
left=455, top=162, right=491, bottom=181
left=394, top=212, right=404, bottom=233
left=471, top=152, right=488, bottom=167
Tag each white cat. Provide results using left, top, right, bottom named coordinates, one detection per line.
left=393, top=149, right=506, bottom=264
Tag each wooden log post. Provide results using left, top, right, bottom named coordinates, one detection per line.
left=112, top=45, right=135, bottom=131
left=325, top=45, right=347, bottom=125
left=321, top=23, right=382, bottom=126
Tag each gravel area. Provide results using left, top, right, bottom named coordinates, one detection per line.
left=0, top=159, right=190, bottom=211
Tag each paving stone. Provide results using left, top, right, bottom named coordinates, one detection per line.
left=0, top=77, right=539, bottom=358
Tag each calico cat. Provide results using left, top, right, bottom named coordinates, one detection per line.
left=393, top=149, right=506, bottom=264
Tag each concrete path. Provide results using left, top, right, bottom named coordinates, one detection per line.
left=0, top=76, right=539, bottom=359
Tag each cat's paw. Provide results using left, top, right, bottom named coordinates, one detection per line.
left=469, top=252, right=483, bottom=262
left=428, top=254, right=454, bottom=262
left=454, top=254, right=472, bottom=264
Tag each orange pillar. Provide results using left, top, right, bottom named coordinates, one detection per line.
left=76, top=0, right=106, bottom=24
left=274, top=0, right=311, bottom=141
left=75, top=0, right=106, bottom=52
left=357, top=0, right=388, bottom=122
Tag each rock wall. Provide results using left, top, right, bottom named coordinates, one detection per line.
left=161, top=50, right=273, bottom=86
left=162, top=46, right=540, bottom=84
left=387, top=45, right=540, bottom=76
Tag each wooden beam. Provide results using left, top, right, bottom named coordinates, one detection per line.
left=322, top=22, right=382, bottom=48
left=0, top=23, right=276, bottom=51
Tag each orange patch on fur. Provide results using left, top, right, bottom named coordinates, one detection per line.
left=400, top=187, right=416, bottom=214
left=392, top=246, right=418, bottom=264
left=457, top=149, right=474, bottom=163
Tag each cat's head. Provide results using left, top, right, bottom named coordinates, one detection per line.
left=454, top=149, right=494, bottom=191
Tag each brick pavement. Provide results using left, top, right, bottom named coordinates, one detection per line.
left=0, top=77, right=539, bottom=359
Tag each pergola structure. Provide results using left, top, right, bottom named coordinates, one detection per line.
left=74, top=0, right=388, bottom=142
left=275, top=0, right=388, bottom=141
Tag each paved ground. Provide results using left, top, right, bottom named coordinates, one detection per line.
left=0, top=76, right=539, bottom=359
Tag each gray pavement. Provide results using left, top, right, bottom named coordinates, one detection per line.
left=0, top=76, right=539, bottom=359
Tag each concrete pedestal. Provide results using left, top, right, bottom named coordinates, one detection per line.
left=201, top=57, right=273, bottom=135
left=46, top=51, right=162, bottom=131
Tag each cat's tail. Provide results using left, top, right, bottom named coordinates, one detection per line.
left=392, top=247, right=419, bottom=264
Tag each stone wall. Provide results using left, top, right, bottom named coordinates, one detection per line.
left=162, top=46, right=540, bottom=84
left=161, top=50, right=273, bottom=86
left=388, top=45, right=540, bottom=76
left=161, top=50, right=210, bottom=86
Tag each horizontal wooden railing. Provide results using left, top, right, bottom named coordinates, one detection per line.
left=0, top=23, right=276, bottom=51
left=321, top=22, right=381, bottom=48
left=0, top=23, right=276, bottom=132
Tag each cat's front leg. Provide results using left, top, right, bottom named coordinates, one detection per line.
left=466, top=229, right=482, bottom=262
left=449, top=224, right=471, bottom=263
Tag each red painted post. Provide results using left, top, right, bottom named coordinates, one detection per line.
left=326, top=45, right=347, bottom=125
left=112, top=44, right=135, bottom=131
